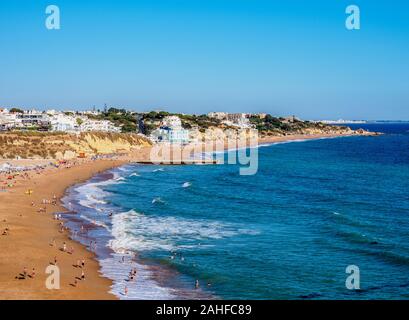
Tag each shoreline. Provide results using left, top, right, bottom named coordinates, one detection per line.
left=258, top=131, right=378, bottom=146
left=0, top=131, right=378, bottom=299
left=61, top=166, right=214, bottom=300
left=0, top=158, right=128, bottom=299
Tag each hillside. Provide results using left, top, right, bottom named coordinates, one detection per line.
left=141, top=111, right=368, bottom=137
left=248, top=115, right=361, bottom=137
left=0, top=132, right=151, bottom=160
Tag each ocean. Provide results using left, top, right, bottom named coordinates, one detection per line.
left=62, top=123, right=409, bottom=299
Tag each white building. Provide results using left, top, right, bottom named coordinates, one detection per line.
left=14, top=110, right=50, bottom=129
left=80, top=110, right=102, bottom=116
left=226, top=113, right=247, bottom=122
left=207, top=112, right=228, bottom=120
left=79, top=119, right=121, bottom=132
left=150, top=115, right=190, bottom=144
left=150, top=127, right=190, bottom=144
left=161, top=115, right=182, bottom=129
left=49, top=113, right=78, bottom=132
left=0, top=108, right=122, bottom=133
left=0, top=113, right=14, bottom=131
left=0, top=109, right=16, bottom=130
left=223, top=113, right=251, bottom=128
left=207, top=112, right=252, bottom=128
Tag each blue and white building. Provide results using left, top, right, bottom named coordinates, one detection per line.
left=150, top=115, right=190, bottom=144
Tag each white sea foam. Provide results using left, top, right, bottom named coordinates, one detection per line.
left=109, top=210, right=253, bottom=253
left=73, top=177, right=118, bottom=209
left=152, top=197, right=165, bottom=204
left=116, top=166, right=134, bottom=173
left=78, top=190, right=109, bottom=209
left=100, top=253, right=176, bottom=300
left=182, top=182, right=192, bottom=188
left=66, top=165, right=258, bottom=300
left=129, top=173, right=140, bottom=177
left=65, top=167, right=179, bottom=300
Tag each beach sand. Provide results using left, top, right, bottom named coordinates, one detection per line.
left=258, top=131, right=376, bottom=145
left=0, top=159, right=128, bottom=300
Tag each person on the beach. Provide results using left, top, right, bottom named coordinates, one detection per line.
left=124, top=286, right=128, bottom=296
left=81, top=270, right=85, bottom=281
left=195, top=280, right=199, bottom=289
left=31, top=268, right=36, bottom=278
left=131, top=268, right=137, bottom=282
left=81, top=259, right=85, bottom=268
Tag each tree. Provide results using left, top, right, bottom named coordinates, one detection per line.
left=10, top=108, right=24, bottom=113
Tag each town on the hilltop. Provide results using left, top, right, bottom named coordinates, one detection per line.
left=1, top=106, right=361, bottom=147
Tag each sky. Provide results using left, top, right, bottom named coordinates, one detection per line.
left=0, top=0, right=408, bottom=120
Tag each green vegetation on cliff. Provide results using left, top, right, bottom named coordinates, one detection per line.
left=141, top=111, right=222, bottom=134
left=87, top=108, right=138, bottom=133
left=249, top=115, right=350, bottom=136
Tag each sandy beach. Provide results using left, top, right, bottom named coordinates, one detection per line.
left=258, top=131, right=377, bottom=145
left=0, top=132, right=375, bottom=300
left=0, top=159, right=128, bottom=299
left=0, top=143, right=157, bottom=300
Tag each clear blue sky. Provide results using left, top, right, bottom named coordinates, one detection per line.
left=0, top=0, right=408, bottom=120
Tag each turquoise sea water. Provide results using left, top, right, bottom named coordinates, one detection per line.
left=64, top=123, right=409, bottom=299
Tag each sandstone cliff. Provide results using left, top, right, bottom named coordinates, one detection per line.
left=0, top=132, right=151, bottom=160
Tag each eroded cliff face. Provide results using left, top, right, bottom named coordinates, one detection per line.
left=189, top=128, right=259, bottom=143
left=188, top=125, right=368, bottom=142
left=257, top=125, right=371, bottom=138
left=0, top=132, right=151, bottom=160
